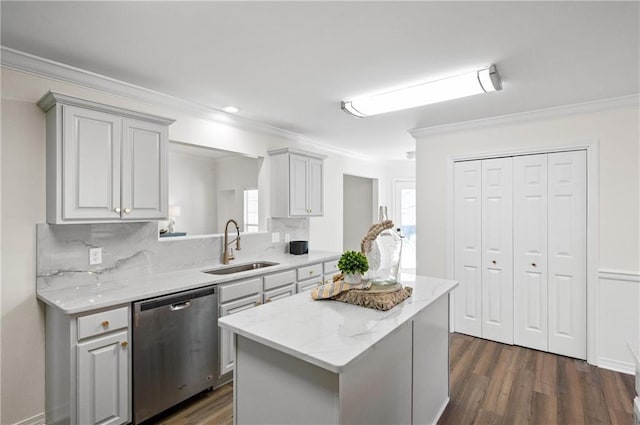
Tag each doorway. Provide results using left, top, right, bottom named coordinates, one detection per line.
left=393, top=180, right=416, bottom=273
left=343, top=175, right=377, bottom=251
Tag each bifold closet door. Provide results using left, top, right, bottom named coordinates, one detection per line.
left=548, top=150, right=587, bottom=359
left=453, top=160, right=482, bottom=337
left=513, top=154, right=548, bottom=351
left=481, top=158, right=513, bottom=344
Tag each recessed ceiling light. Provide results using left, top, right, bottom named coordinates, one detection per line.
left=222, top=105, right=240, bottom=114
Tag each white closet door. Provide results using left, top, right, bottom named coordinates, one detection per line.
left=481, top=158, right=513, bottom=344
left=548, top=150, right=587, bottom=359
left=454, top=160, right=482, bottom=337
left=513, top=154, right=548, bottom=351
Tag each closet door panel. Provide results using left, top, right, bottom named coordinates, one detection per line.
left=454, top=161, right=482, bottom=337
left=481, top=158, right=513, bottom=344
left=513, top=154, right=548, bottom=351
left=548, top=151, right=587, bottom=359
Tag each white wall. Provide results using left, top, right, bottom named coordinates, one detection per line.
left=414, top=101, right=639, bottom=372
left=169, top=151, right=218, bottom=235
left=343, top=175, right=375, bottom=251
left=0, top=67, right=388, bottom=424
left=1, top=98, right=47, bottom=425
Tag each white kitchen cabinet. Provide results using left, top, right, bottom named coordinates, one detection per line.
left=77, top=331, right=129, bottom=425
left=219, top=293, right=262, bottom=377
left=269, top=148, right=326, bottom=217
left=45, top=304, right=131, bottom=425
left=263, top=283, right=296, bottom=304
left=38, top=91, right=173, bottom=224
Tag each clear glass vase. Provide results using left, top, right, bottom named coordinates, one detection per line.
left=365, top=206, right=403, bottom=285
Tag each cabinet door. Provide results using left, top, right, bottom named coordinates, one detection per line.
left=289, top=154, right=309, bottom=216
left=219, top=294, right=262, bottom=376
left=121, top=119, right=168, bottom=220
left=481, top=157, right=513, bottom=344
left=308, top=158, right=323, bottom=216
left=453, top=160, right=482, bottom=337
left=77, top=330, right=129, bottom=425
left=62, top=105, right=122, bottom=221
left=548, top=150, right=587, bottom=359
left=514, top=154, right=548, bottom=351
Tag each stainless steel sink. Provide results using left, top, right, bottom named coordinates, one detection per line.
left=203, top=261, right=279, bottom=275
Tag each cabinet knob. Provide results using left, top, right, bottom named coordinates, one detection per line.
left=492, top=260, right=496, bottom=265
left=114, top=207, right=121, bottom=213
left=121, top=341, right=128, bottom=348
left=531, top=263, right=537, bottom=267
left=124, top=208, right=131, bottom=214
left=309, top=270, right=314, bottom=275
left=255, top=300, right=262, bottom=306
left=265, top=298, right=272, bottom=303
left=102, top=320, right=109, bottom=327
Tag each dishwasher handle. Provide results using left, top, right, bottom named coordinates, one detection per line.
left=170, top=301, right=192, bottom=311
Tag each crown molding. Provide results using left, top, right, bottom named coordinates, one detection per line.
left=1, top=45, right=374, bottom=161
left=409, top=94, right=640, bottom=139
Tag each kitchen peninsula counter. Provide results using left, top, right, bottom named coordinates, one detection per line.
left=218, top=274, right=458, bottom=425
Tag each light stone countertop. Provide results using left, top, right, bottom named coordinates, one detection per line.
left=37, top=250, right=340, bottom=315
left=218, top=274, right=458, bottom=373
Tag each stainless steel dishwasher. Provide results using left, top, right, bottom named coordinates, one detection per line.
left=133, top=285, right=218, bottom=424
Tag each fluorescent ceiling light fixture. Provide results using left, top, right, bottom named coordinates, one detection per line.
left=342, top=65, right=502, bottom=118
left=222, top=105, right=240, bottom=113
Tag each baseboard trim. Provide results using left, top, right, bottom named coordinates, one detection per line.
left=430, top=397, right=450, bottom=425
left=11, top=413, right=45, bottom=425
left=599, top=356, right=636, bottom=376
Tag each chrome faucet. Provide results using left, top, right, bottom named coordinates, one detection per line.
left=223, top=219, right=241, bottom=265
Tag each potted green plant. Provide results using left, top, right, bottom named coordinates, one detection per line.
left=338, top=250, right=369, bottom=284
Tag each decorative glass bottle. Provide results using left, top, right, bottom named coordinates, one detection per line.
left=365, top=206, right=403, bottom=285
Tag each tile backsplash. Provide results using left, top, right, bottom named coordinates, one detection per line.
left=37, top=218, right=308, bottom=290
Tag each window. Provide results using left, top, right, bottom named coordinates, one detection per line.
left=243, top=189, right=259, bottom=233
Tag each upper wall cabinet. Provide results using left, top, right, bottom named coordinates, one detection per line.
left=38, top=92, right=175, bottom=224
left=269, top=148, right=326, bottom=217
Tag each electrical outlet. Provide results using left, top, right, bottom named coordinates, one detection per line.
left=271, top=232, right=280, bottom=243
left=89, top=247, right=102, bottom=265
left=284, top=233, right=291, bottom=243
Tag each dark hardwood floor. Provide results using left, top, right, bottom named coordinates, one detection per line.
left=156, top=333, right=635, bottom=425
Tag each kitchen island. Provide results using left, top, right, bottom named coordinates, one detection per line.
left=218, top=274, right=457, bottom=425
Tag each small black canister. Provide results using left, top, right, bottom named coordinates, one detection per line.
left=289, top=240, right=309, bottom=255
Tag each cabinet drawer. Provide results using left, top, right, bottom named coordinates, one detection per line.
left=297, top=277, right=324, bottom=293
left=77, top=306, right=129, bottom=340
left=323, top=259, right=340, bottom=276
left=297, top=263, right=323, bottom=281
left=220, top=293, right=262, bottom=317
left=219, top=277, right=262, bottom=303
left=264, top=284, right=296, bottom=304
left=263, top=270, right=296, bottom=291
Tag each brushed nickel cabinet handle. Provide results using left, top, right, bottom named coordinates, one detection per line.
left=124, top=208, right=131, bottom=214
left=114, top=207, right=121, bottom=213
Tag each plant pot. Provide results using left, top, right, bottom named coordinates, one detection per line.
left=343, top=272, right=362, bottom=284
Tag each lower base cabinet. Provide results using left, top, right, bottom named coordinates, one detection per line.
left=45, top=305, right=131, bottom=425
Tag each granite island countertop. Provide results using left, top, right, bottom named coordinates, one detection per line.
left=37, top=250, right=340, bottom=314
left=218, top=274, right=458, bottom=373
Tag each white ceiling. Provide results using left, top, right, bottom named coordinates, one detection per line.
left=1, top=1, right=638, bottom=160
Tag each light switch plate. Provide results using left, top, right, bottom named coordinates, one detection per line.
left=271, top=232, right=280, bottom=243
left=89, top=247, right=102, bottom=265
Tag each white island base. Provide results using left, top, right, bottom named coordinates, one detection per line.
left=220, top=276, right=456, bottom=425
